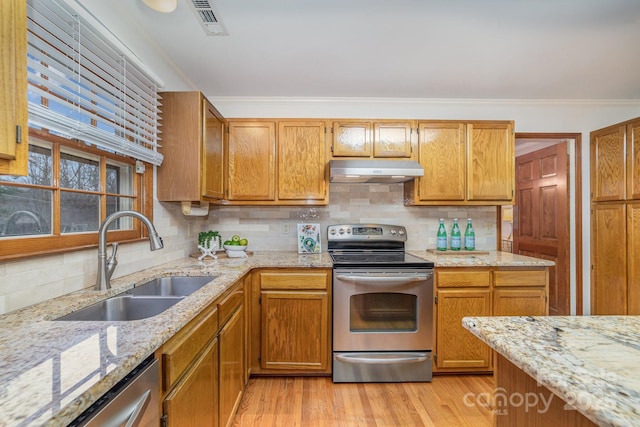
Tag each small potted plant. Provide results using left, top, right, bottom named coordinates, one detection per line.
left=197, top=230, right=221, bottom=260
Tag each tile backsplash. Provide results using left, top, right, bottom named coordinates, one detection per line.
left=0, top=183, right=497, bottom=314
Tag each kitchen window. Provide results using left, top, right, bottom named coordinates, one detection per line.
left=0, top=129, right=152, bottom=260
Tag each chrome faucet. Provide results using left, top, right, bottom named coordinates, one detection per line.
left=95, top=210, right=164, bottom=291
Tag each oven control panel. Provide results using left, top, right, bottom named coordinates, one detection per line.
left=327, top=224, right=407, bottom=241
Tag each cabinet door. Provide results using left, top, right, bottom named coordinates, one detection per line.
left=163, top=337, right=218, bottom=427
left=219, top=306, right=244, bottom=427
left=261, top=290, right=329, bottom=372
left=417, top=122, right=466, bottom=201
left=627, top=119, right=640, bottom=200
left=435, top=289, right=491, bottom=370
left=591, top=124, right=626, bottom=201
left=493, top=289, right=547, bottom=316
left=202, top=99, right=224, bottom=199
left=0, top=0, right=28, bottom=175
left=332, top=121, right=371, bottom=157
left=466, top=122, right=514, bottom=201
left=278, top=121, right=327, bottom=201
left=592, top=203, right=627, bottom=314
left=628, top=203, right=640, bottom=314
left=227, top=122, right=276, bottom=200
left=373, top=121, right=412, bottom=158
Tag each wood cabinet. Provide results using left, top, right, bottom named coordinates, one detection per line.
left=590, top=117, right=640, bottom=314
left=0, top=0, right=28, bottom=176
left=159, top=278, right=246, bottom=427
left=157, top=92, right=225, bottom=202
left=251, top=268, right=332, bottom=375
left=434, top=266, right=548, bottom=373
left=160, top=300, right=219, bottom=426
left=331, top=120, right=414, bottom=158
left=226, top=120, right=328, bottom=205
left=406, top=120, right=514, bottom=205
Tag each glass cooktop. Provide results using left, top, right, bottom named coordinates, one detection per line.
left=329, top=251, right=434, bottom=269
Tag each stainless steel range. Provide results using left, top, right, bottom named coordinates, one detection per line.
left=328, top=224, right=434, bottom=383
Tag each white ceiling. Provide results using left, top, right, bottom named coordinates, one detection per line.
left=79, top=0, right=640, bottom=100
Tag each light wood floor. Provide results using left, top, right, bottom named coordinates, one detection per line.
left=233, top=375, right=494, bottom=427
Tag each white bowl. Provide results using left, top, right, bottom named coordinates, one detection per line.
left=223, top=244, right=247, bottom=251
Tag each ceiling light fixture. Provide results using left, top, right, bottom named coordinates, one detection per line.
left=142, top=0, right=177, bottom=13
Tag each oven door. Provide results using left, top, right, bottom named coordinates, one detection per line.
left=333, top=268, right=433, bottom=352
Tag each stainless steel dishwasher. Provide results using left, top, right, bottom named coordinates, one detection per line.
left=69, top=356, right=159, bottom=427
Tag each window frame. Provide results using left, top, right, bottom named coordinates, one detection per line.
left=0, top=128, right=153, bottom=261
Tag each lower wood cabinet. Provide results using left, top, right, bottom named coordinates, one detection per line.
left=251, top=268, right=332, bottom=375
left=159, top=277, right=246, bottom=427
left=434, top=266, right=548, bottom=373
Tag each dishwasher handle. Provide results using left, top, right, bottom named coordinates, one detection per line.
left=124, top=389, right=151, bottom=427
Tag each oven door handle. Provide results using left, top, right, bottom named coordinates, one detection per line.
left=336, top=273, right=431, bottom=285
left=335, top=353, right=429, bottom=365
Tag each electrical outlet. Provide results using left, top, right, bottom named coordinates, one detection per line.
left=282, top=223, right=290, bottom=234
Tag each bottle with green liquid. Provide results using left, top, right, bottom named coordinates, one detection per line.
left=450, top=218, right=461, bottom=251
left=464, top=218, right=475, bottom=251
left=436, top=218, right=447, bottom=251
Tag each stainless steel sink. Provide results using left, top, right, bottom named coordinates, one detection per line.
left=55, top=295, right=184, bottom=321
left=126, top=275, right=217, bottom=297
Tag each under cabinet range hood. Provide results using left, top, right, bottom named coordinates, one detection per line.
left=329, top=159, right=424, bottom=183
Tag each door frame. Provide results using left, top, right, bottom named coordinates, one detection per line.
left=510, top=132, right=583, bottom=315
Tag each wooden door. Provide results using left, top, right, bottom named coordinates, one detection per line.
left=591, top=203, right=627, bottom=314
left=435, top=289, right=491, bottom=370
left=514, top=143, right=569, bottom=315
left=591, top=124, right=626, bottom=201
left=466, top=122, right=514, bottom=201
left=227, top=122, right=276, bottom=200
left=373, top=121, right=412, bottom=157
left=627, top=119, right=640, bottom=200
left=202, top=99, right=224, bottom=199
left=417, top=122, right=466, bottom=201
left=627, top=202, right=640, bottom=314
left=493, top=289, right=547, bottom=316
left=261, top=290, right=329, bottom=372
left=278, top=121, right=327, bottom=201
left=219, top=307, right=244, bottom=427
left=0, top=0, right=28, bottom=175
left=163, top=337, right=218, bottom=427
left=331, top=121, right=371, bottom=157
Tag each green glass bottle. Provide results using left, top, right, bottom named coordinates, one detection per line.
left=450, top=218, right=461, bottom=251
left=436, top=218, right=447, bottom=251
left=464, top=218, right=475, bottom=251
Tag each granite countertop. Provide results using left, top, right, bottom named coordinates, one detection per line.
left=462, top=315, right=640, bottom=427
left=0, top=249, right=548, bottom=427
left=0, top=252, right=331, bottom=427
left=409, top=250, right=555, bottom=267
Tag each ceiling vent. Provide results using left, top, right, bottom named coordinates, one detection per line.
left=187, top=0, right=228, bottom=36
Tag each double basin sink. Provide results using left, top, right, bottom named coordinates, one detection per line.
left=55, top=275, right=217, bottom=321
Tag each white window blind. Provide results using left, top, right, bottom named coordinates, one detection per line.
left=26, top=0, right=164, bottom=166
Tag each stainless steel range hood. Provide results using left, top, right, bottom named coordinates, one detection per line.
left=330, top=159, right=424, bottom=183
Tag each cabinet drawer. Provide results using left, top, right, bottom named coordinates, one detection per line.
left=162, top=303, right=218, bottom=391
left=494, top=270, right=547, bottom=287
left=260, top=270, right=328, bottom=290
left=218, top=282, right=244, bottom=326
left=436, top=270, right=490, bottom=288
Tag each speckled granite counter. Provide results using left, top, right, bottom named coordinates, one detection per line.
left=410, top=250, right=555, bottom=267
left=462, top=315, right=640, bottom=427
left=0, top=252, right=331, bottom=427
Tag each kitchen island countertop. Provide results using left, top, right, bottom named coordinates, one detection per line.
left=463, top=315, right=640, bottom=427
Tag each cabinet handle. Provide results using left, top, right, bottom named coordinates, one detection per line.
left=16, top=125, right=22, bottom=144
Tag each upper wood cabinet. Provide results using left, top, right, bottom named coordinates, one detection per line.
left=406, top=120, right=514, bottom=205
left=591, top=118, right=640, bottom=202
left=278, top=121, right=327, bottom=201
left=225, top=120, right=328, bottom=205
left=226, top=121, right=276, bottom=201
left=0, top=0, right=28, bottom=176
left=331, top=120, right=414, bottom=158
left=157, top=92, right=225, bottom=202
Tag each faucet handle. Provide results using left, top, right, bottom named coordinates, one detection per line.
left=106, top=243, right=119, bottom=280
left=109, top=242, right=119, bottom=261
